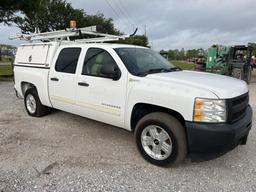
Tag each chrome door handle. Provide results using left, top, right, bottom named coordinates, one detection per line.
left=50, top=77, right=59, bottom=81
left=78, top=82, right=89, bottom=87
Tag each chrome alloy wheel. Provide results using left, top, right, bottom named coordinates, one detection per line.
left=141, top=125, right=173, bottom=160
left=26, top=94, right=37, bottom=114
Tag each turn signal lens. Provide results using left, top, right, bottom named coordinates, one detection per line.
left=194, top=99, right=202, bottom=109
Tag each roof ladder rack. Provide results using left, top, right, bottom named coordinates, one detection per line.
left=9, top=25, right=137, bottom=43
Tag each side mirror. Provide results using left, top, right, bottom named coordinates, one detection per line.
left=101, top=63, right=121, bottom=80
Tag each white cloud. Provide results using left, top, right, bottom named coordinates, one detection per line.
left=69, top=0, right=256, bottom=50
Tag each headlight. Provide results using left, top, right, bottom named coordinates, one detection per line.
left=193, top=98, right=226, bottom=123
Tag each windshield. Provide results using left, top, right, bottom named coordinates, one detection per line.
left=114, top=48, right=178, bottom=76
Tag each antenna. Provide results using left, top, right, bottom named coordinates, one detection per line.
left=130, top=28, right=138, bottom=37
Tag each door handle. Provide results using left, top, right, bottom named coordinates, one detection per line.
left=50, top=77, right=59, bottom=81
left=78, top=82, right=89, bottom=87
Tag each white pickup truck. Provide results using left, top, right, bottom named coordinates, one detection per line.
left=13, top=40, right=252, bottom=166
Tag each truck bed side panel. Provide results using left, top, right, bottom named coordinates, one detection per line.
left=14, top=66, right=52, bottom=107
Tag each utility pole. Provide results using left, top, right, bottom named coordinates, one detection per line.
left=144, top=24, right=147, bottom=36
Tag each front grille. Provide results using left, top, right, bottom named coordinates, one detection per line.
left=227, top=92, right=249, bottom=123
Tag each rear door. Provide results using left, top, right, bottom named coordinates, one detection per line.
left=49, top=47, right=82, bottom=113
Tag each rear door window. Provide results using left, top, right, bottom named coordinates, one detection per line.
left=55, top=48, right=81, bottom=74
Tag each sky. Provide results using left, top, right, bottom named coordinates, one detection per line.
left=1, top=0, right=256, bottom=50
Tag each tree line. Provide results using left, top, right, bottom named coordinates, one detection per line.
left=0, top=0, right=148, bottom=46
left=160, top=48, right=206, bottom=61
left=0, top=44, right=16, bottom=61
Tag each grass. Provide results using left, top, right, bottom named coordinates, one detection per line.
left=0, top=64, right=13, bottom=77
left=170, top=60, right=195, bottom=70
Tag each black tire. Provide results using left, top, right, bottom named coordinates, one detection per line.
left=24, top=88, right=49, bottom=117
left=135, top=112, right=187, bottom=167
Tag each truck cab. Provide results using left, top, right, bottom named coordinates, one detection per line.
left=12, top=28, right=252, bottom=167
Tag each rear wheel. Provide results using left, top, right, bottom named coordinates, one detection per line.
left=24, top=88, right=49, bottom=117
left=135, top=112, right=187, bottom=166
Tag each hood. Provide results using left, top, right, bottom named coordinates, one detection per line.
left=145, top=70, right=248, bottom=98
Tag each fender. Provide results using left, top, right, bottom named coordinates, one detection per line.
left=124, top=76, right=218, bottom=130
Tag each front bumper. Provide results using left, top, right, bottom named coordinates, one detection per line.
left=186, top=106, right=252, bottom=159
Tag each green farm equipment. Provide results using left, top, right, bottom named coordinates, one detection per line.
left=195, top=44, right=253, bottom=83
left=206, top=45, right=230, bottom=75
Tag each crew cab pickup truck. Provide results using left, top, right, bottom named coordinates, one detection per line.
left=13, top=42, right=252, bottom=166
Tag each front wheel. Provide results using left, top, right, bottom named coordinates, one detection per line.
left=135, top=112, right=187, bottom=166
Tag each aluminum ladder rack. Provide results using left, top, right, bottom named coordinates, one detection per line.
left=9, top=25, right=137, bottom=43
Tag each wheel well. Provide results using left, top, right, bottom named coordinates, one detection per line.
left=130, top=103, right=186, bottom=132
left=21, top=82, right=36, bottom=97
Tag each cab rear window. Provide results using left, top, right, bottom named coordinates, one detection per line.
left=55, top=48, right=81, bottom=74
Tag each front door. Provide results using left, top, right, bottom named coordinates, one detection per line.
left=76, top=47, right=127, bottom=127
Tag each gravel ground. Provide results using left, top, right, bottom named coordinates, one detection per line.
left=0, top=79, right=256, bottom=192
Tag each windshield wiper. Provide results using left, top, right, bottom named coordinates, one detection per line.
left=136, top=67, right=181, bottom=76
left=149, top=68, right=170, bottom=73
left=170, top=67, right=182, bottom=71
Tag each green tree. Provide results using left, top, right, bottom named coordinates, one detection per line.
left=119, top=35, right=148, bottom=47
left=180, top=48, right=185, bottom=60
left=0, top=0, right=41, bottom=24
left=1, top=0, right=120, bottom=35
left=173, top=49, right=180, bottom=60
left=186, top=49, right=199, bottom=59
left=84, top=14, right=121, bottom=35
left=16, top=0, right=87, bottom=32
left=1, top=0, right=148, bottom=46
left=159, top=50, right=168, bottom=59
left=167, top=50, right=175, bottom=60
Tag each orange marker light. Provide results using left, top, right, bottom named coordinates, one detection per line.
left=195, top=98, right=202, bottom=109
left=194, top=111, right=202, bottom=121
left=194, top=99, right=202, bottom=121
left=70, top=20, right=77, bottom=29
